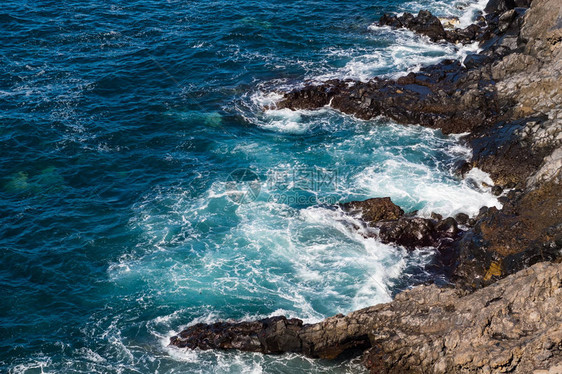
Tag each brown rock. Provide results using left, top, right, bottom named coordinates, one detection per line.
left=340, top=197, right=404, bottom=224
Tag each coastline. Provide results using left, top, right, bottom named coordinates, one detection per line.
left=169, top=0, right=562, bottom=372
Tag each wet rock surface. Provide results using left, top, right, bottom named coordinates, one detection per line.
left=340, top=197, right=404, bottom=223
left=377, top=216, right=460, bottom=249
left=171, top=262, right=562, bottom=374
left=277, top=59, right=503, bottom=134
left=378, top=10, right=488, bottom=44
left=341, top=197, right=461, bottom=250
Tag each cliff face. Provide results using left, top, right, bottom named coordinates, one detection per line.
left=169, top=0, right=562, bottom=372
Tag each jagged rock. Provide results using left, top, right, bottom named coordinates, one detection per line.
left=378, top=10, right=447, bottom=42
left=435, top=217, right=459, bottom=236
left=378, top=217, right=439, bottom=248
left=170, top=316, right=304, bottom=353
left=491, top=185, right=503, bottom=195
left=453, top=178, right=562, bottom=288
left=468, top=117, right=553, bottom=186
left=455, top=213, right=470, bottom=225
left=379, top=10, right=490, bottom=44
left=485, top=0, right=517, bottom=13
left=340, top=198, right=462, bottom=250
left=171, top=262, right=562, bottom=373
left=278, top=59, right=501, bottom=134
left=340, top=197, right=404, bottom=224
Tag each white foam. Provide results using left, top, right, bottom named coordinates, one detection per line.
left=458, top=0, right=489, bottom=28
left=262, top=108, right=309, bottom=134
left=356, top=159, right=501, bottom=217
left=9, top=357, right=52, bottom=374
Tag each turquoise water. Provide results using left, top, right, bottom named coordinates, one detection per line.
left=1, top=0, right=498, bottom=372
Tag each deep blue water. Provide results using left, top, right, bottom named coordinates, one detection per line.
left=1, top=0, right=497, bottom=372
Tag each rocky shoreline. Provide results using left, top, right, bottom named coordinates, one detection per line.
left=278, top=0, right=562, bottom=290
left=171, top=262, right=562, bottom=373
left=169, top=0, right=562, bottom=372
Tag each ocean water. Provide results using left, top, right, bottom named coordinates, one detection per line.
left=0, top=0, right=498, bottom=373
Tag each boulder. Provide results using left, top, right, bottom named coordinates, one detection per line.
left=379, top=11, right=447, bottom=42
left=340, top=197, right=404, bottom=224
left=378, top=217, right=439, bottom=248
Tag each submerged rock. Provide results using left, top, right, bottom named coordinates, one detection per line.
left=171, top=262, right=562, bottom=373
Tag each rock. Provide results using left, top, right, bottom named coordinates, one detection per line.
left=378, top=217, right=438, bottom=248
left=379, top=10, right=489, bottom=45
left=440, top=17, right=460, bottom=29
left=463, top=53, right=492, bottom=69
left=469, top=117, right=553, bottom=186
left=485, top=0, right=517, bottom=14
left=170, top=316, right=304, bottom=353
left=453, top=159, right=473, bottom=177
left=340, top=197, right=404, bottom=224
left=376, top=216, right=460, bottom=249
left=431, top=212, right=443, bottom=221
left=498, top=196, right=509, bottom=204
left=378, top=10, right=447, bottom=42
left=279, top=59, right=500, bottom=134
left=479, top=206, right=489, bottom=216
left=455, top=213, right=470, bottom=225
left=170, top=262, right=562, bottom=373
left=491, top=185, right=504, bottom=195
left=453, top=178, right=562, bottom=288
left=435, top=217, right=459, bottom=237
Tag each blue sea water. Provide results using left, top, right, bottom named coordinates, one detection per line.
left=0, top=0, right=498, bottom=372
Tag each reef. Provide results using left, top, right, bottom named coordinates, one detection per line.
left=170, top=0, right=562, bottom=371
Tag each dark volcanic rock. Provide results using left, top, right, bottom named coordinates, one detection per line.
left=378, top=10, right=447, bottom=42
left=278, top=59, right=502, bottom=134
left=378, top=10, right=490, bottom=44
left=171, top=262, right=562, bottom=373
left=455, top=213, right=470, bottom=225
left=276, top=0, right=537, bottom=134
left=378, top=216, right=459, bottom=249
left=468, top=116, right=554, bottom=186
left=170, top=316, right=304, bottom=354
left=378, top=217, right=438, bottom=248
left=340, top=198, right=461, bottom=250
left=340, top=197, right=404, bottom=224
left=453, top=179, right=562, bottom=289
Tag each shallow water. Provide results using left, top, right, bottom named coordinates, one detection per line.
left=1, top=0, right=497, bottom=372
